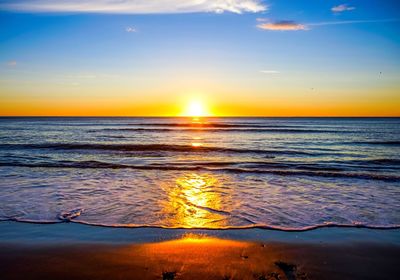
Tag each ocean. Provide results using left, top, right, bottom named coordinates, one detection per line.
left=0, top=117, right=399, bottom=230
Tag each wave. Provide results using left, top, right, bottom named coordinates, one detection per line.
left=0, top=143, right=317, bottom=156
left=355, top=141, right=400, bottom=146
left=1, top=160, right=399, bottom=181
left=127, top=122, right=304, bottom=128
left=350, top=140, right=400, bottom=146
left=94, top=127, right=341, bottom=133
left=349, top=158, right=400, bottom=166
left=1, top=218, right=399, bottom=232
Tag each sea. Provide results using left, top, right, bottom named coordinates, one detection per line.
left=0, top=117, right=399, bottom=230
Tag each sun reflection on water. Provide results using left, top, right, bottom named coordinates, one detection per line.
left=162, top=173, right=226, bottom=228
left=191, top=142, right=203, bottom=147
left=189, top=116, right=209, bottom=126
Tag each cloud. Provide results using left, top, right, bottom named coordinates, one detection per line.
left=0, top=0, right=267, bottom=14
left=257, top=18, right=399, bottom=31
left=260, top=70, right=280, bottom=74
left=6, top=61, right=17, bottom=66
left=126, top=26, right=136, bottom=32
left=331, top=4, right=355, bottom=13
left=62, top=73, right=121, bottom=80
left=308, top=18, right=399, bottom=27
left=257, top=20, right=307, bottom=31
left=256, top=18, right=267, bottom=22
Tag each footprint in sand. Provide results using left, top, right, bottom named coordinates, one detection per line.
left=274, top=261, right=309, bottom=280
left=162, top=271, right=176, bottom=280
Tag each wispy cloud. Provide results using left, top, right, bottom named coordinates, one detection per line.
left=331, top=4, right=355, bottom=13
left=260, top=70, right=280, bottom=74
left=257, top=20, right=307, bottom=31
left=63, top=73, right=121, bottom=80
left=126, top=26, right=136, bottom=33
left=0, top=0, right=267, bottom=14
left=308, top=18, right=399, bottom=27
left=6, top=60, right=17, bottom=66
left=257, top=18, right=399, bottom=31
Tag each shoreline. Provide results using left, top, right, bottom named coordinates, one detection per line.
left=1, top=222, right=400, bottom=279
left=1, top=221, right=400, bottom=245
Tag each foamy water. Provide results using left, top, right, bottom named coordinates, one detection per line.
left=0, top=117, right=399, bottom=230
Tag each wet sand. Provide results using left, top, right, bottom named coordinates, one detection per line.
left=0, top=222, right=399, bottom=279
left=1, top=236, right=400, bottom=280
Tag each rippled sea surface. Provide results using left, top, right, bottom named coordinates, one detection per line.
left=0, top=117, right=399, bottom=230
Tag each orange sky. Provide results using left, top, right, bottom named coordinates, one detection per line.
left=1, top=88, right=399, bottom=116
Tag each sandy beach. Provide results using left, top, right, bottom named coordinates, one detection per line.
left=2, top=239, right=400, bottom=280
left=1, top=222, right=399, bottom=280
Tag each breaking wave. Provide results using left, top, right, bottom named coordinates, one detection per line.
left=1, top=218, right=399, bottom=232
left=1, top=160, right=399, bottom=181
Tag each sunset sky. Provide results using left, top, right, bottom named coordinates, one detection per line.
left=0, top=0, right=399, bottom=116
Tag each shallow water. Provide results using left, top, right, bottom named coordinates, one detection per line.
left=0, top=117, right=399, bottom=230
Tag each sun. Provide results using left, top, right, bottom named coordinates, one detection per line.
left=183, top=100, right=210, bottom=117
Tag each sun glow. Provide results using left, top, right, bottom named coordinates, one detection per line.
left=183, top=100, right=210, bottom=117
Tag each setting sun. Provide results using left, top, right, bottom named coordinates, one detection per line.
left=183, top=100, right=211, bottom=117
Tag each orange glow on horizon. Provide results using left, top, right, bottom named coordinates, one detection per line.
left=0, top=89, right=399, bottom=117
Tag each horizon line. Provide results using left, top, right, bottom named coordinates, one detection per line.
left=1, top=116, right=399, bottom=118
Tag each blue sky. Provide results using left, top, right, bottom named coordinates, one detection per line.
left=0, top=0, right=399, bottom=116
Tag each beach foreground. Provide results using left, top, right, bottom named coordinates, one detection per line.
left=1, top=239, right=400, bottom=280
left=1, top=222, right=399, bottom=280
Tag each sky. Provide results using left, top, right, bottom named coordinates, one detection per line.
left=0, top=0, right=399, bottom=116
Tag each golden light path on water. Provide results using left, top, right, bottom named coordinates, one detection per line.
left=159, top=116, right=229, bottom=228
left=162, top=173, right=227, bottom=228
